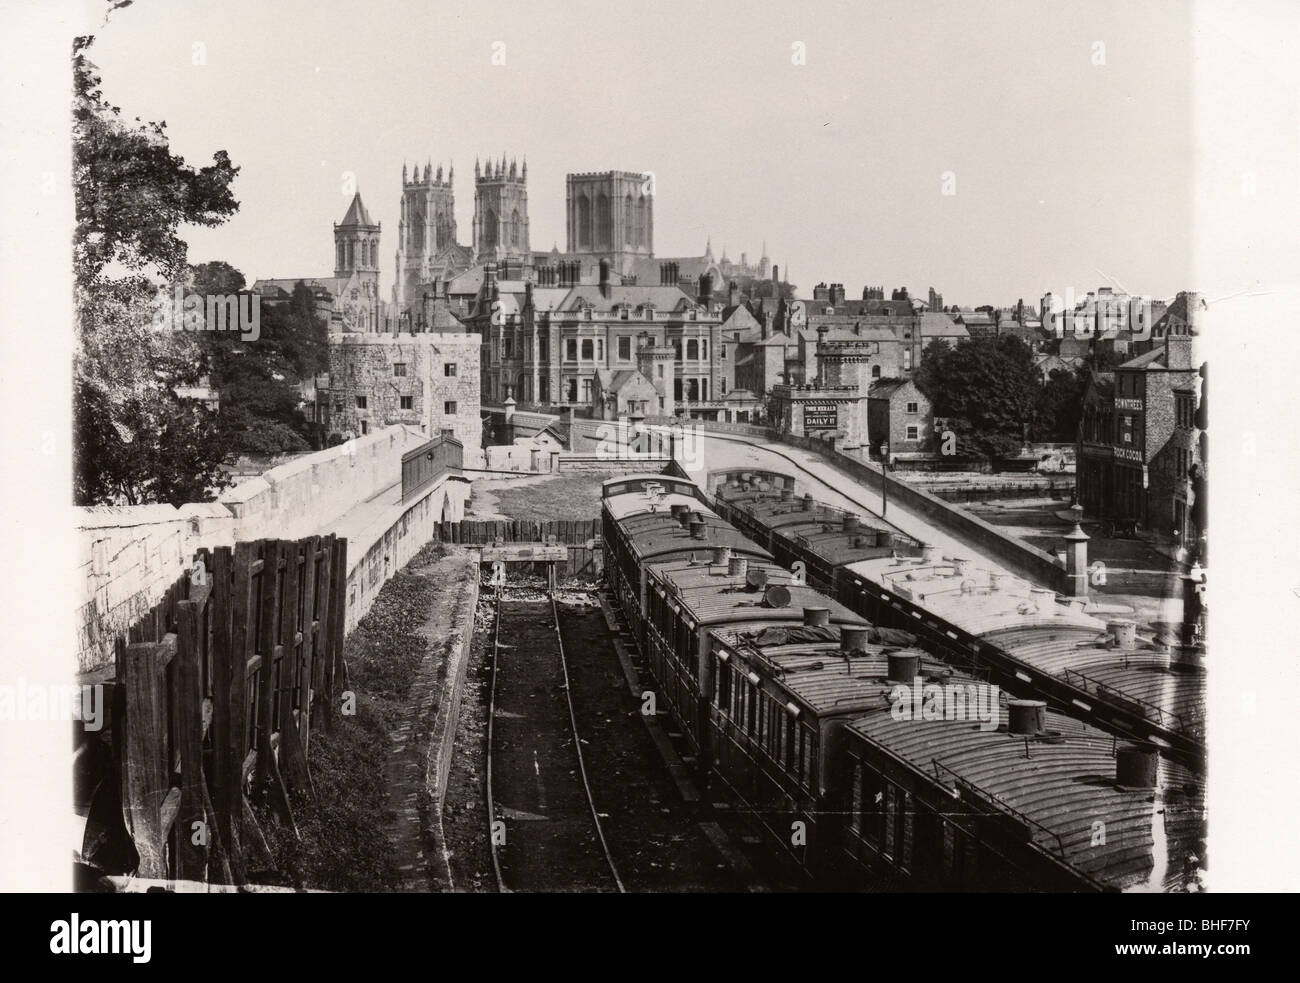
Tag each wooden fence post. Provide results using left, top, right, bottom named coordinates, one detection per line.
left=122, top=639, right=171, bottom=879
left=172, top=600, right=207, bottom=881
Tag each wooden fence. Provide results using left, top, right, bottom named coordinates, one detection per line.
left=79, top=535, right=348, bottom=887
left=432, top=519, right=602, bottom=577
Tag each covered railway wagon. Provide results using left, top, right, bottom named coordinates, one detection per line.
left=603, top=472, right=1206, bottom=889
left=711, top=480, right=1206, bottom=769
left=602, top=474, right=770, bottom=656
left=713, top=484, right=924, bottom=590
left=838, top=703, right=1206, bottom=891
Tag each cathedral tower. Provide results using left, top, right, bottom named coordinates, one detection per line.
left=395, top=160, right=457, bottom=312
left=334, top=192, right=381, bottom=294
left=473, top=155, right=530, bottom=265
left=565, top=170, right=654, bottom=276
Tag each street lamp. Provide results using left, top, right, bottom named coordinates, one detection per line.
left=881, top=442, right=890, bottom=517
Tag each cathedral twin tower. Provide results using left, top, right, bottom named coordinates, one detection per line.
left=387, top=155, right=656, bottom=312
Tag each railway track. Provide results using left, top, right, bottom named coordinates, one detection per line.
left=486, top=589, right=625, bottom=893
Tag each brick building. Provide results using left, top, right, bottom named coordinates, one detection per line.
left=1076, top=317, right=1203, bottom=545
left=323, top=332, right=482, bottom=451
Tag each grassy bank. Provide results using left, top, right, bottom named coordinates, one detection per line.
left=253, top=541, right=451, bottom=891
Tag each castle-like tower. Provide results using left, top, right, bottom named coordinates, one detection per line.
left=334, top=192, right=381, bottom=293
left=473, top=155, right=530, bottom=264
left=395, top=161, right=457, bottom=312
left=565, top=170, right=654, bottom=276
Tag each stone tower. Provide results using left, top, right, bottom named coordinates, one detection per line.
left=565, top=170, right=654, bottom=276
left=334, top=192, right=381, bottom=294
left=473, top=155, right=530, bottom=265
left=636, top=339, right=676, bottom=417
left=395, top=160, right=457, bottom=313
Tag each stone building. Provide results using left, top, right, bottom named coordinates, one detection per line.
left=323, top=332, right=482, bottom=451
left=565, top=170, right=653, bottom=276
left=254, top=192, right=392, bottom=333
left=462, top=262, right=758, bottom=420
left=394, top=161, right=472, bottom=316
left=866, top=378, right=933, bottom=458
left=474, top=156, right=531, bottom=265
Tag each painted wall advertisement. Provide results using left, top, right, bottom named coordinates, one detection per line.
left=803, top=402, right=838, bottom=431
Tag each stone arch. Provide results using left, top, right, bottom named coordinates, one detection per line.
left=624, top=193, right=634, bottom=247
left=511, top=208, right=521, bottom=247
left=484, top=207, right=498, bottom=248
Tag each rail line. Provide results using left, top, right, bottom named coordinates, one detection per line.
left=486, top=587, right=625, bottom=893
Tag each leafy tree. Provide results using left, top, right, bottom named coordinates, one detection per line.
left=73, top=31, right=240, bottom=504
left=1032, top=368, right=1086, bottom=441
left=914, top=335, right=1039, bottom=461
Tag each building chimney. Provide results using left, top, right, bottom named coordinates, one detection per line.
left=688, top=519, right=707, bottom=540
left=842, top=514, right=860, bottom=532
left=761, top=311, right=773, bottom=340
left=728, top=280, right=739, bottom=308
left=698, top=273, right=714, bottom=307
left=711, top=545, right=731, bottom=565
left=484, top=262, right=498, bottom=300
left=728, top=556, right=748, bottom=579
left=1008, top=699, right=1045, bottom=735
left=802, top=493, right=815, bottom=511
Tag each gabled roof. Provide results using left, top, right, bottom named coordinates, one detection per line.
left=1116, top=347, right=1167, bottom=370
left=867, top=378, right=916, bottom=399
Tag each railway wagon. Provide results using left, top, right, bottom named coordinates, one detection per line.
left=837, top=703, right=1206, bottom=891
left=602, top=474, right=770, bottom=653
left=837, top=553, right=1206, bottom=766
left=711, top=486, right=922, bottom=590
left=715, top=482, right=1206, bottom=768
left=707, top=624, right=953, bottom=883
left=641, top=553, right=867, bottom=763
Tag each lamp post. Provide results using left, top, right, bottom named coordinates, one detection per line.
left=881, top=442, right=890, bottom=517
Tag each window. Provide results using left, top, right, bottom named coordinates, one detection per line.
left=721, top=344, right=728, bottom=359
left=360, top=420, right=367, bottom=434
left=349, top=364, right=356, bottom=380
left=581, top=339, right=593, bottom=360
left=701, top=340, right=708, bottom=360
left=566, top=378, right=578, bottom=402
left=596, top=339, right=604, bottom=361
left=566, top=339, right=578, bottom=361
left=400, top=395, right=413, bottom=410
left=444, top=363, right=457, bottom=377
left=906, top=425, right=919, bottom=441
left=871, top=365, right=882, bottom=379
left=393, top=362, right=407, bottom=377
left=504, top=337, right=513, bottom=358
left=906, top=401, right=919, bottom=414
left=721, top=378, right=727, bottom=395
left=903, top=348, right=913, bottom=370
left=444, top=400, right=457, bottom=415
left=657, top=364, right=664, bottom=379
left=539, top=336, right=549, bottom=360
left=687, top=339, right=698, bottom=360
left=618, top=337, right=631, bottom=361
left=355, top=395, right=367, bottom=409
left=581, top=379, right=592, bottom=403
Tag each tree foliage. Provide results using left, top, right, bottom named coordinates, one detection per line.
left=73, top=32, right=241, bottom=505
left=914, top=336, right=1039, bottom=460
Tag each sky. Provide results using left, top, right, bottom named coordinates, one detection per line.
left=69, top=0, right=1270, bottom=307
